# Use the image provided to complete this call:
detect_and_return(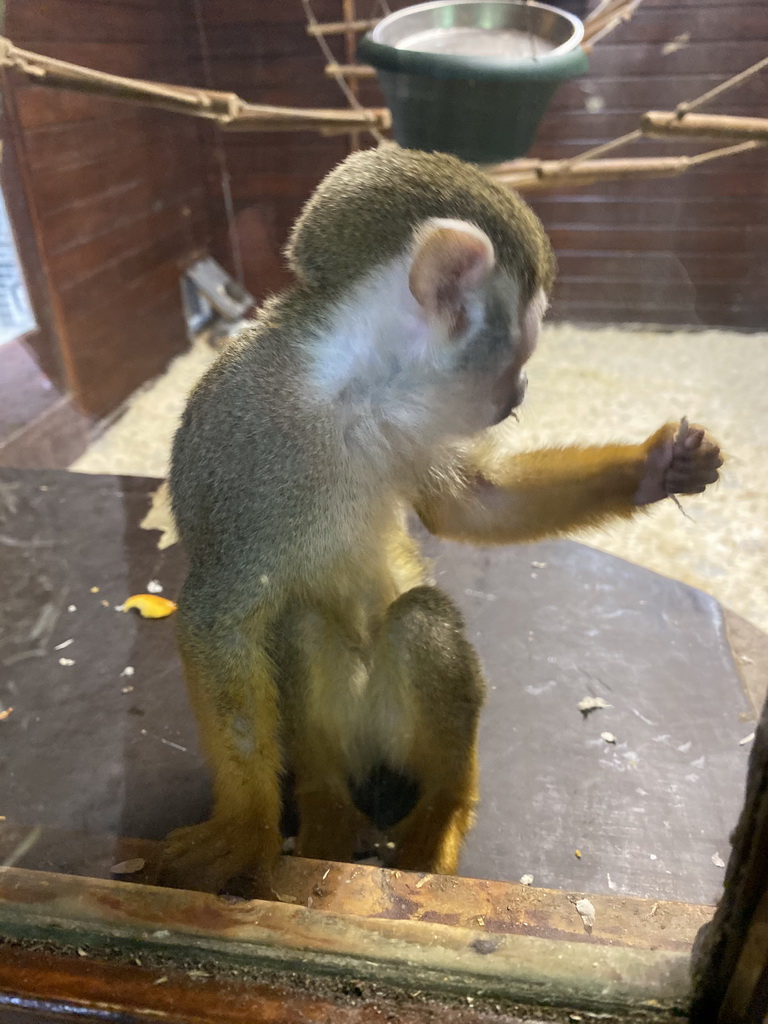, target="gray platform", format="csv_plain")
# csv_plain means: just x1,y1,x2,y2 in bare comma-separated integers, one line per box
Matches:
0,469,752,905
